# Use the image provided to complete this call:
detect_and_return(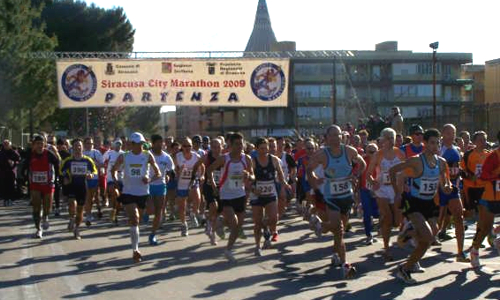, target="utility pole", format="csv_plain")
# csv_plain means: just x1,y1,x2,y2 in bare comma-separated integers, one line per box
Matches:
429,42,439,127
